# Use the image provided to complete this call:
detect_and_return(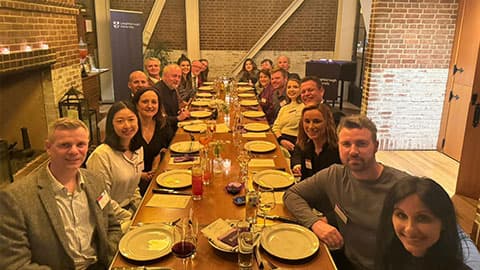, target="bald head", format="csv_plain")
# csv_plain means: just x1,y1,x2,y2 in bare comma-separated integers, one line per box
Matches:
128,70,149,94
277,55,290,71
